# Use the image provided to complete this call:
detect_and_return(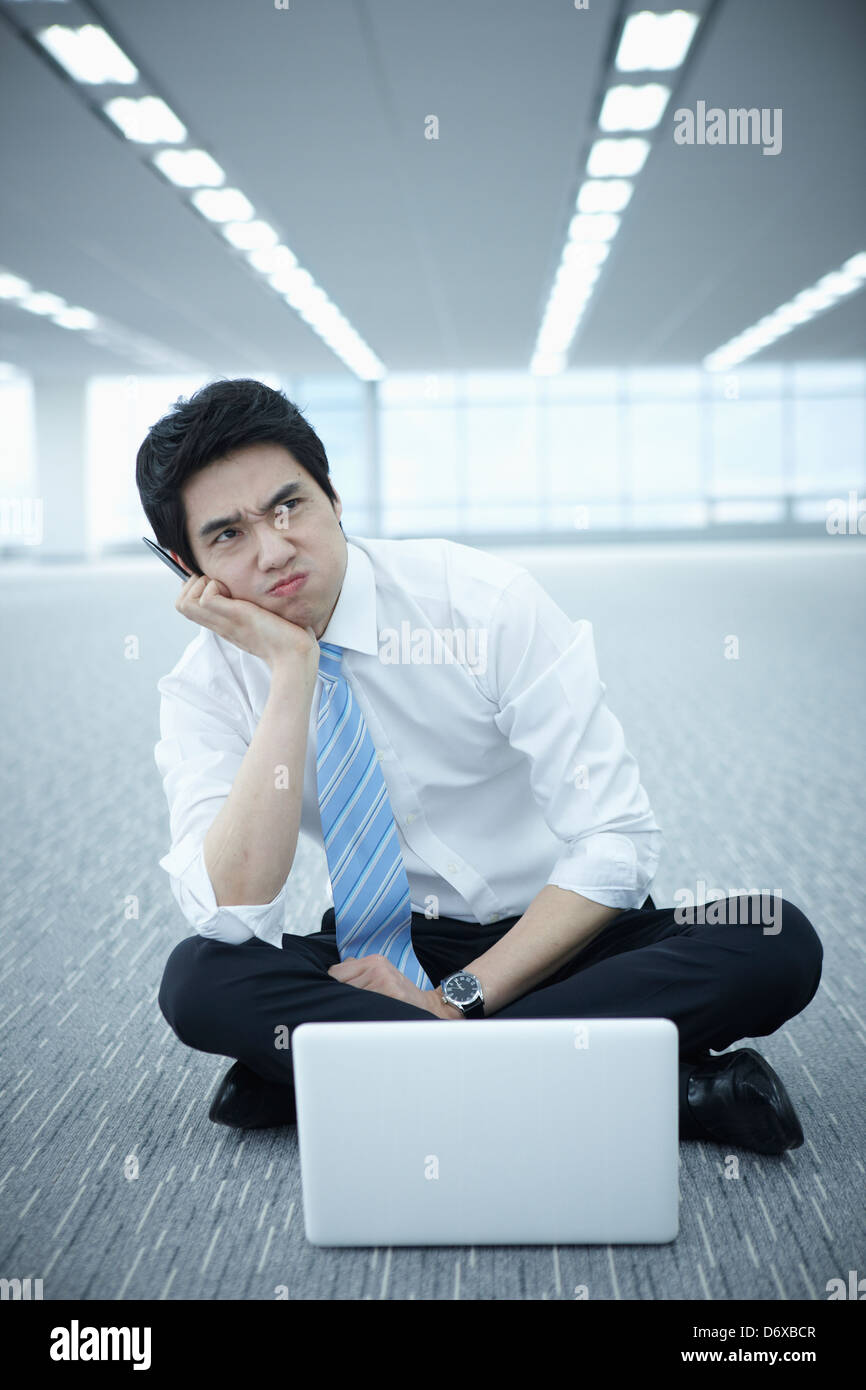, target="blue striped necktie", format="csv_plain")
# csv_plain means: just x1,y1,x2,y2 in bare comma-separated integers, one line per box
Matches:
315,641,433,991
